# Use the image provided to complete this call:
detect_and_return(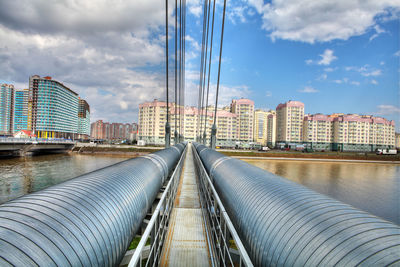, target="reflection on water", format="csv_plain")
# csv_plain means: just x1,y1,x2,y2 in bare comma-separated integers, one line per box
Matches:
243,159,400,225
0,153,127,203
